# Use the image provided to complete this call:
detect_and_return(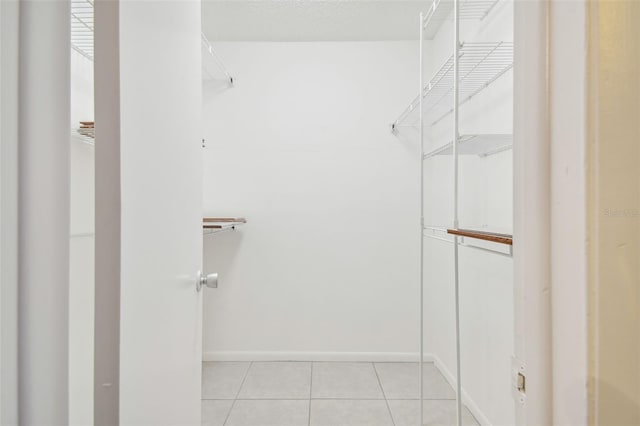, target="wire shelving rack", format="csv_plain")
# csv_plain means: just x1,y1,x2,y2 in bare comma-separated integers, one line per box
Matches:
423,133,512,158
422,0,500,39
72,129,95,147
70,1,234,87
408,2,515,424
392,41,513,131
71,0,94,61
